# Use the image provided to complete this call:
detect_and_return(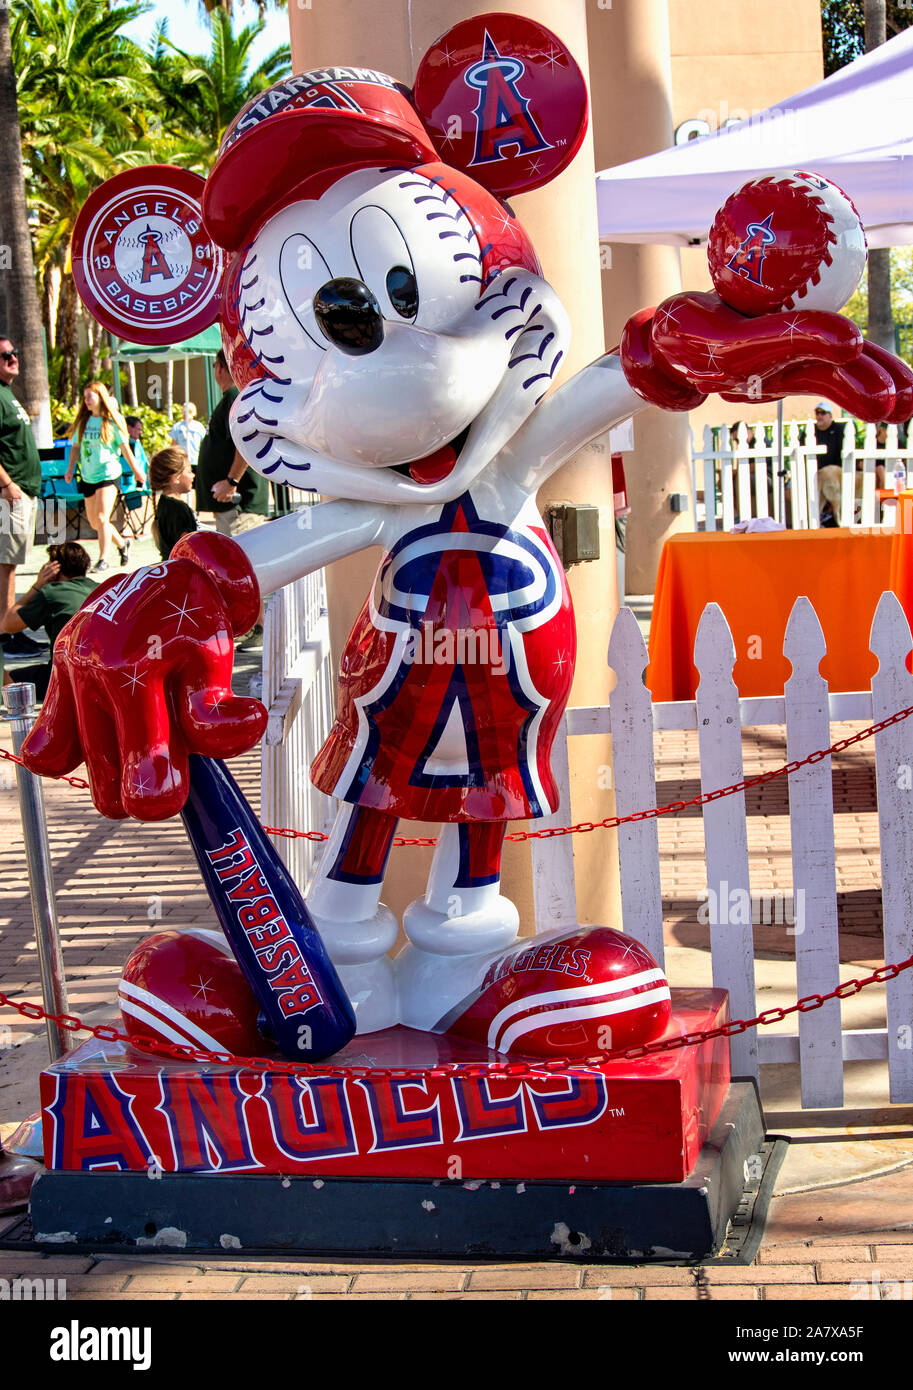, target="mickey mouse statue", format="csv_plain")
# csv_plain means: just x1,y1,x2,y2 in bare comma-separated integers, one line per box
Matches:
23,15,912,1054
